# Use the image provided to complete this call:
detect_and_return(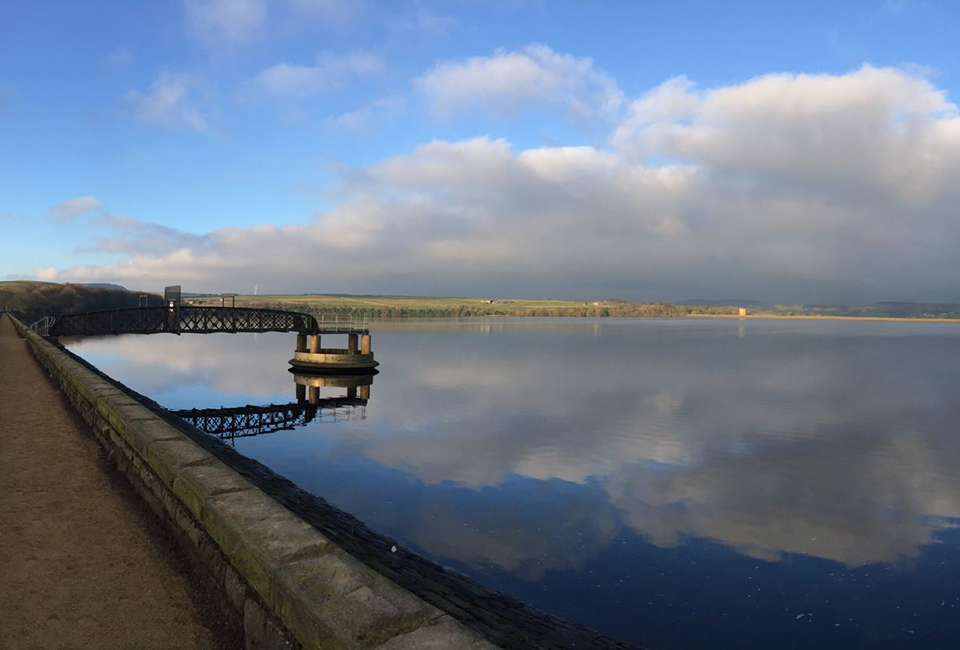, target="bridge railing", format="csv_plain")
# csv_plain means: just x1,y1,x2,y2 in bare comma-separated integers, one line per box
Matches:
317,314,369,333
29,316,57,336
173,397,367,439
43,305,377,338
177,306,318,334
50,307,170,337
47,306,321,337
